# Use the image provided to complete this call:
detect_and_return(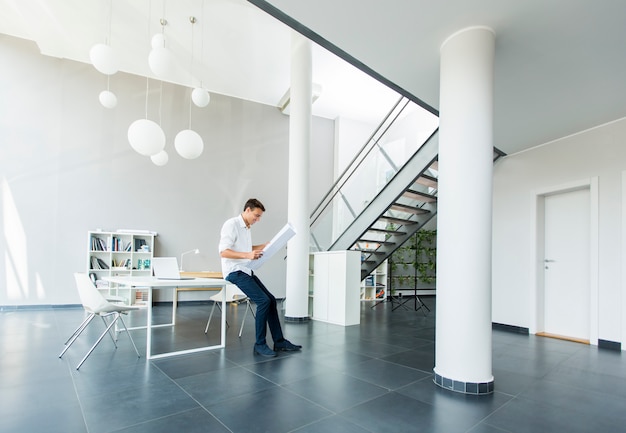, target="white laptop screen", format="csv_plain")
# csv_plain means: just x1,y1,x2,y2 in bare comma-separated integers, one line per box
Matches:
152,257,194,280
